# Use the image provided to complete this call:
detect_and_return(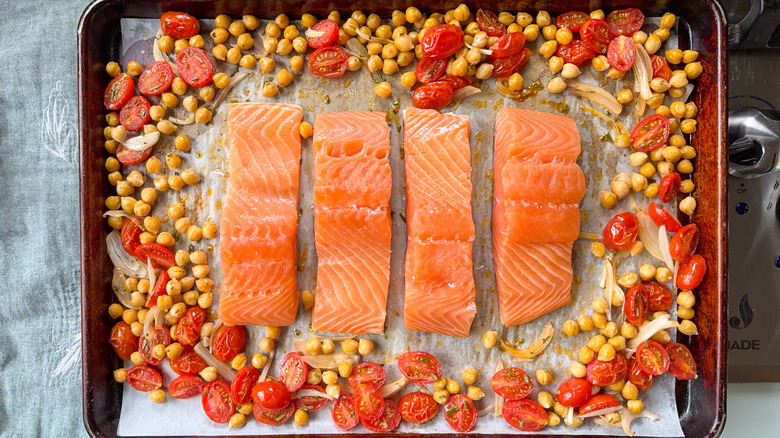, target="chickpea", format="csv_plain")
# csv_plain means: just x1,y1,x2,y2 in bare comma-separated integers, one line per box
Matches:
305,338,322,355
555,27,574,45
130,351,146,366
570,361,587,378
301,290,315,310
126,61,143,76
536,10,551,26
577,314,594,331
341,339,358,354
650,77,671,93
547,77,566,94
539,40,558,59
639,162,657,178
433,389,449,405
608,335,627,351
561,63,581,79
358,338,374,355
592,312,607,329
105,61,121,77
374,82,392,98
283,25,299,41
563,320,580,337
465,386,484,401
591,241,606,257
196,278,213,293
276,69,294,88
670,71,689,88
523,24,539,42
683,50,699,64
482,330,498,348
536,369,553,385
475,63,494,80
